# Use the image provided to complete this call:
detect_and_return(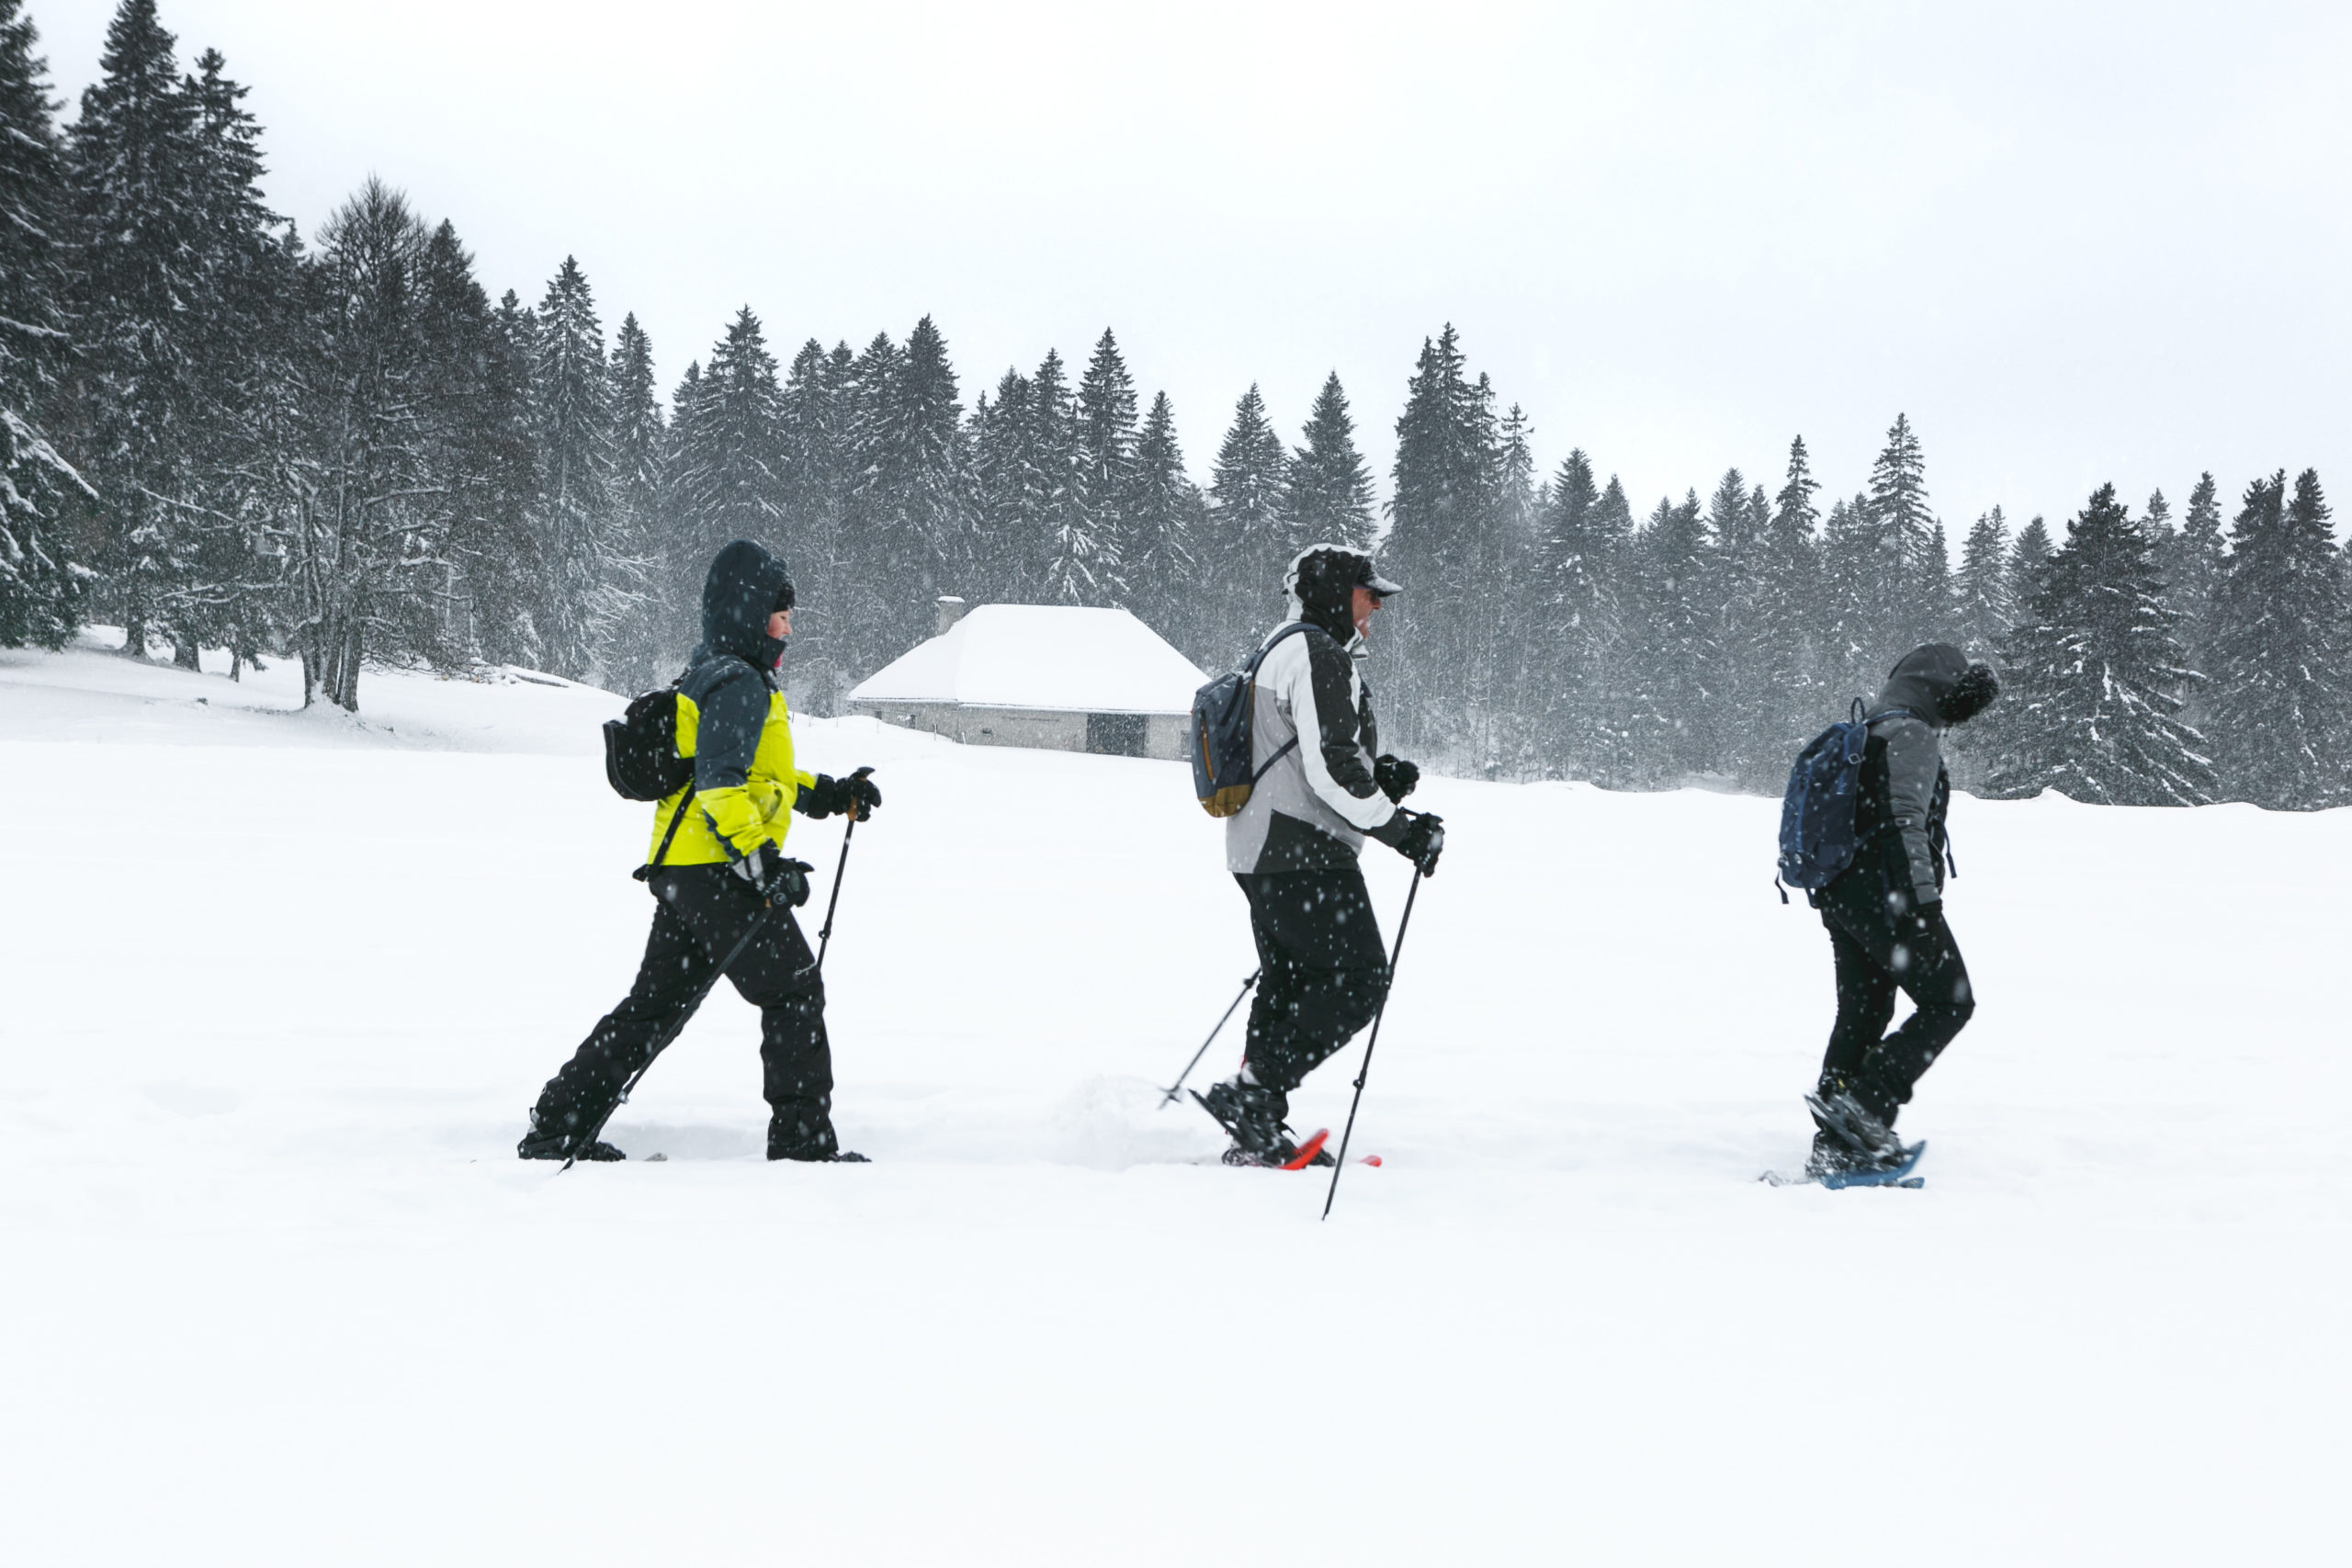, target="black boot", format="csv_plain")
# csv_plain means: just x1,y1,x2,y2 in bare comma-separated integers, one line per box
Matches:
517,1107,624,1162
766,1105,863,1162
1805,1087,1902,1164
1193,1077,1306,1163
